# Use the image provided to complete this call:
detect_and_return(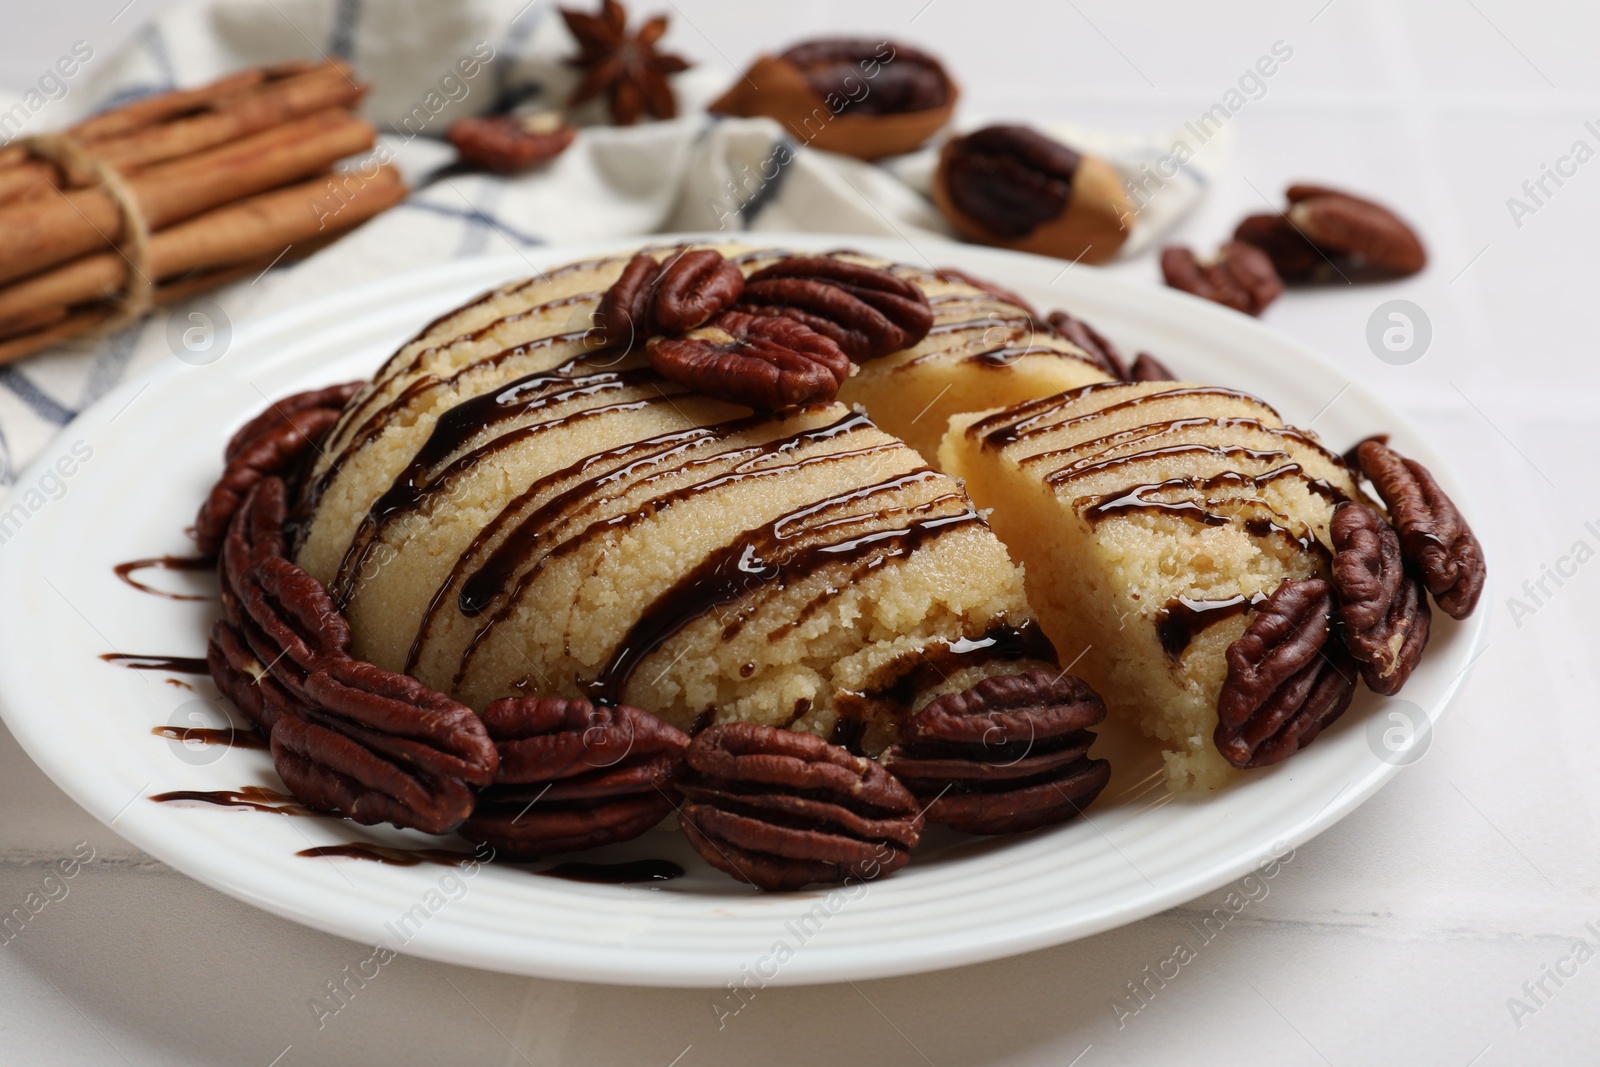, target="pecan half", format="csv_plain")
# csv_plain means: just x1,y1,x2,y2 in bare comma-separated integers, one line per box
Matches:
1161,242,1283,316
1046,309,1127,379
740,256,933,361
1129,352,1177,382
236,556,350,702
1215,579,1359,769
207,618,309,734
1232,212,1325,281
678,723,923,891
651,249,746,332
883,671,1111,835
219,476,288,627
448,112,576,174
648,310,852,410
935,266,1036,315
1286,184,1426,276
1355,440,1485,619
1331,502,1431,695
593,252,662,351
271,659,498,835
942,125,1081,238
780,39,951,115
195,382,360,557
458,697,688,858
